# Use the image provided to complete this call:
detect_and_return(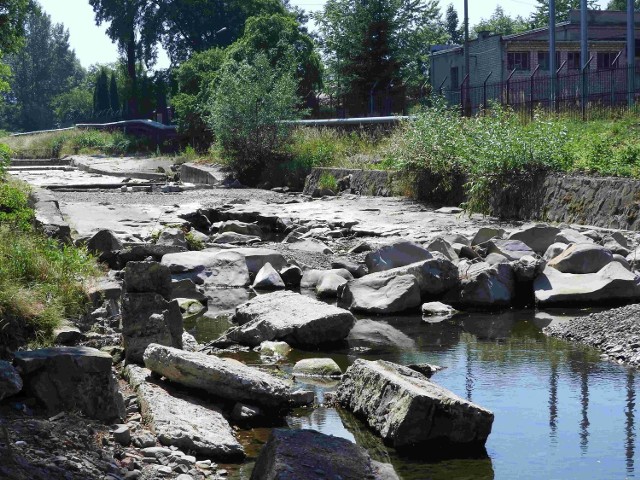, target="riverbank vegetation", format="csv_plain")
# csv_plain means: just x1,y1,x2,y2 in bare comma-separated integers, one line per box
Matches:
0,146,99,351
